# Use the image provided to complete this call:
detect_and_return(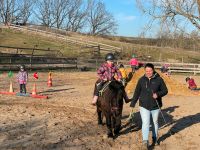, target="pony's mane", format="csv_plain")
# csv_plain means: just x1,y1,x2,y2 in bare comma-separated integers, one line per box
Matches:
109,80,124,92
